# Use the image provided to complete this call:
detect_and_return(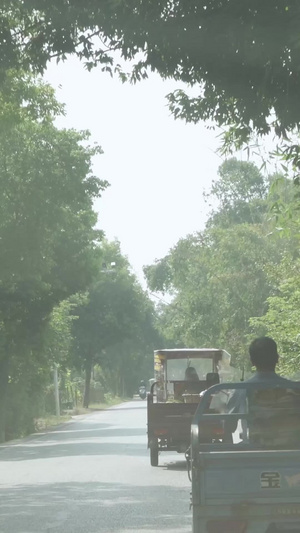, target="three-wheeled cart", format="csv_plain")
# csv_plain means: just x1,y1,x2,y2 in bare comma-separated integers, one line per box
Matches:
190,381,300,532
147,348,232,466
